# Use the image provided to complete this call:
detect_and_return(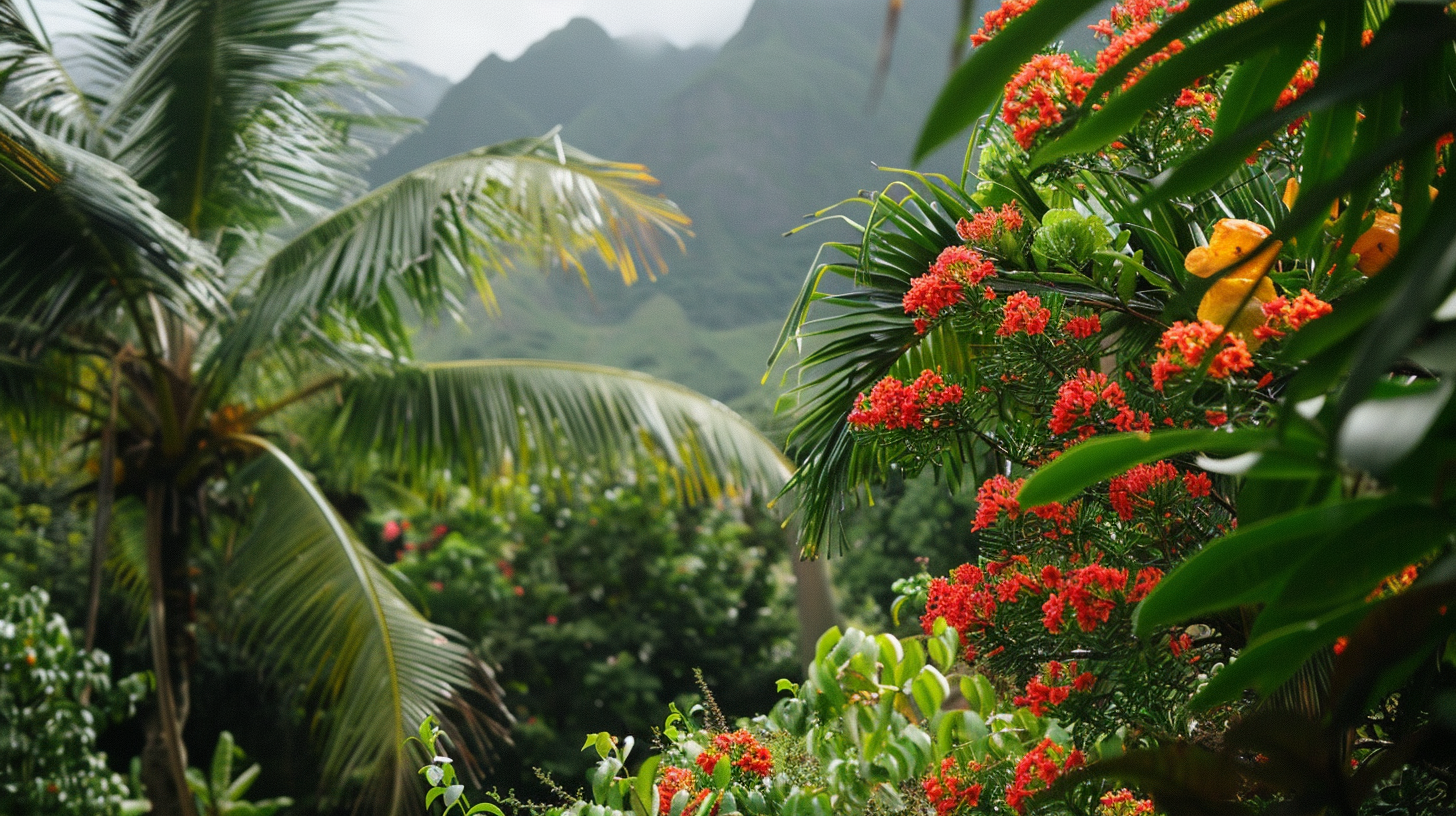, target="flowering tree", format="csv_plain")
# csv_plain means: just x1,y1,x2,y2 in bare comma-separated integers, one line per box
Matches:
418,1,1456,814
